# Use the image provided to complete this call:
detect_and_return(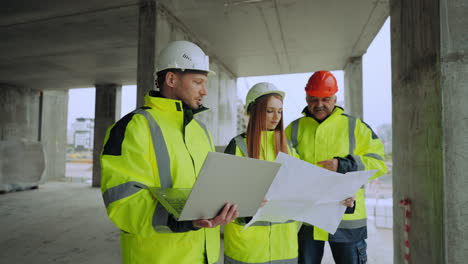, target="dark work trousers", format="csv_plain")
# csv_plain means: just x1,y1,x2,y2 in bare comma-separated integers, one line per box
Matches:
298,225,367,264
